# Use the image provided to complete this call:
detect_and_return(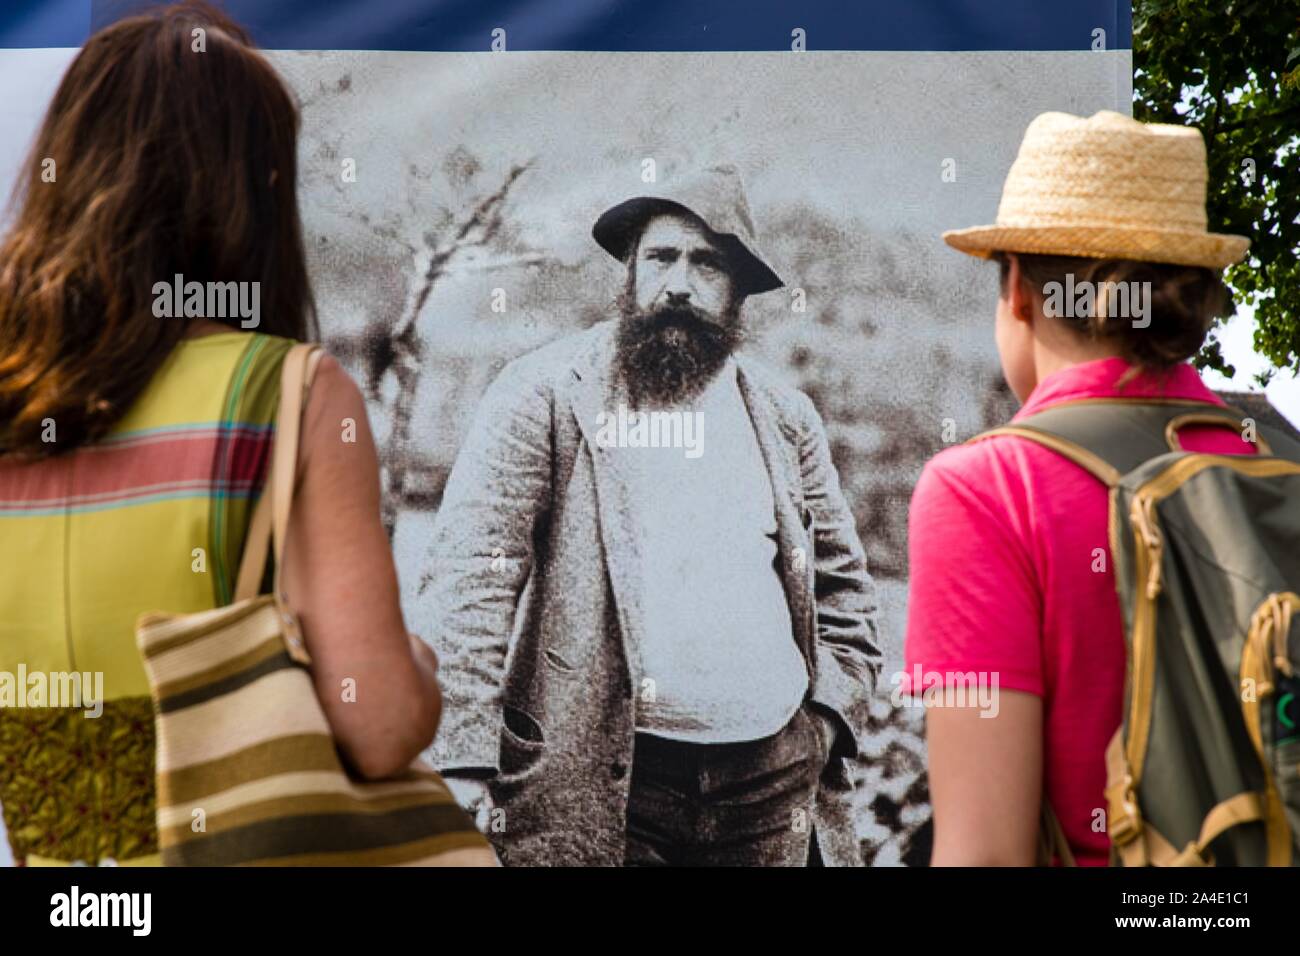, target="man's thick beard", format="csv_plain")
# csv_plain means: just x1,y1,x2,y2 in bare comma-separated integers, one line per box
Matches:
616,303,742,408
